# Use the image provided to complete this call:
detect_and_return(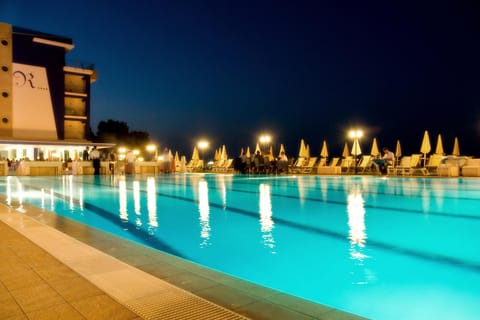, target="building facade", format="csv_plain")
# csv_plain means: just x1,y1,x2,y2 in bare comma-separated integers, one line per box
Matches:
0,22,105,163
